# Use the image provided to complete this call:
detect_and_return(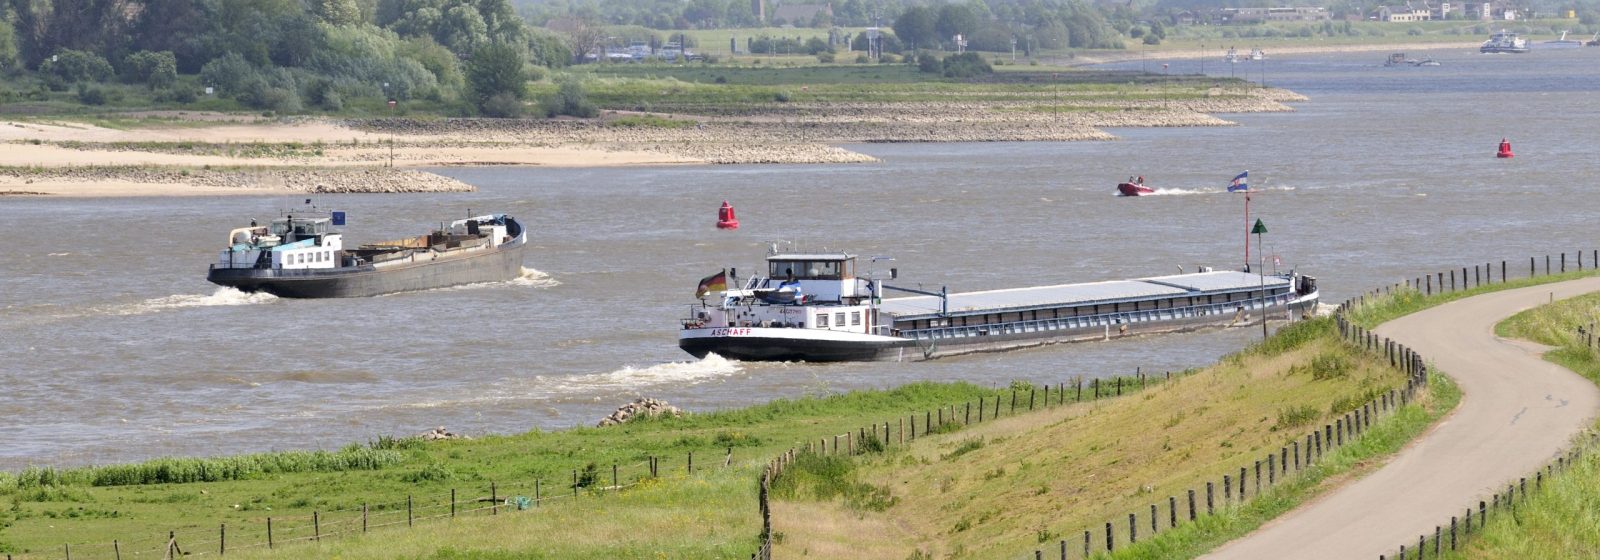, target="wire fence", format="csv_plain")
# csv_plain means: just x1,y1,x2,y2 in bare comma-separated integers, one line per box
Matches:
753,367,1206,560
5,445,750,560
1352,252,1600,560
